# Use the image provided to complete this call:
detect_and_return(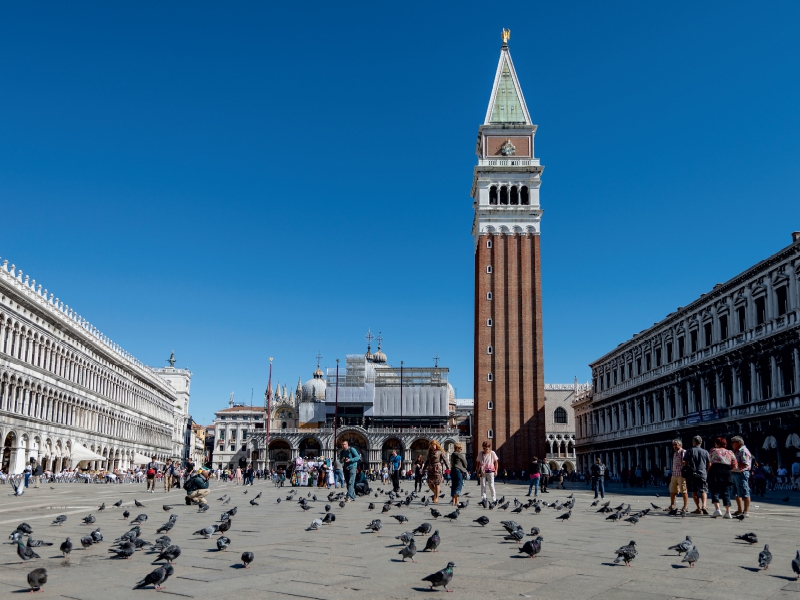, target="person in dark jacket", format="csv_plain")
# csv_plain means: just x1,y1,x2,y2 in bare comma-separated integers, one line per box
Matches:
526,457,542,497
590,458,606,499
450,443,468,506
184,468,211,505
